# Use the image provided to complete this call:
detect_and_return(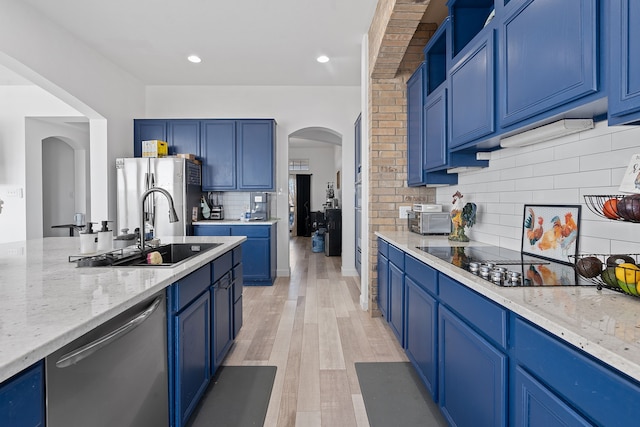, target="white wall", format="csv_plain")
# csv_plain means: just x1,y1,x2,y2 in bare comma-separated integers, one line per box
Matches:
25,118,90,240
290,144,340,211
0,0,145,239
0,86,83,242
435,121,640,255
145,85,361,277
